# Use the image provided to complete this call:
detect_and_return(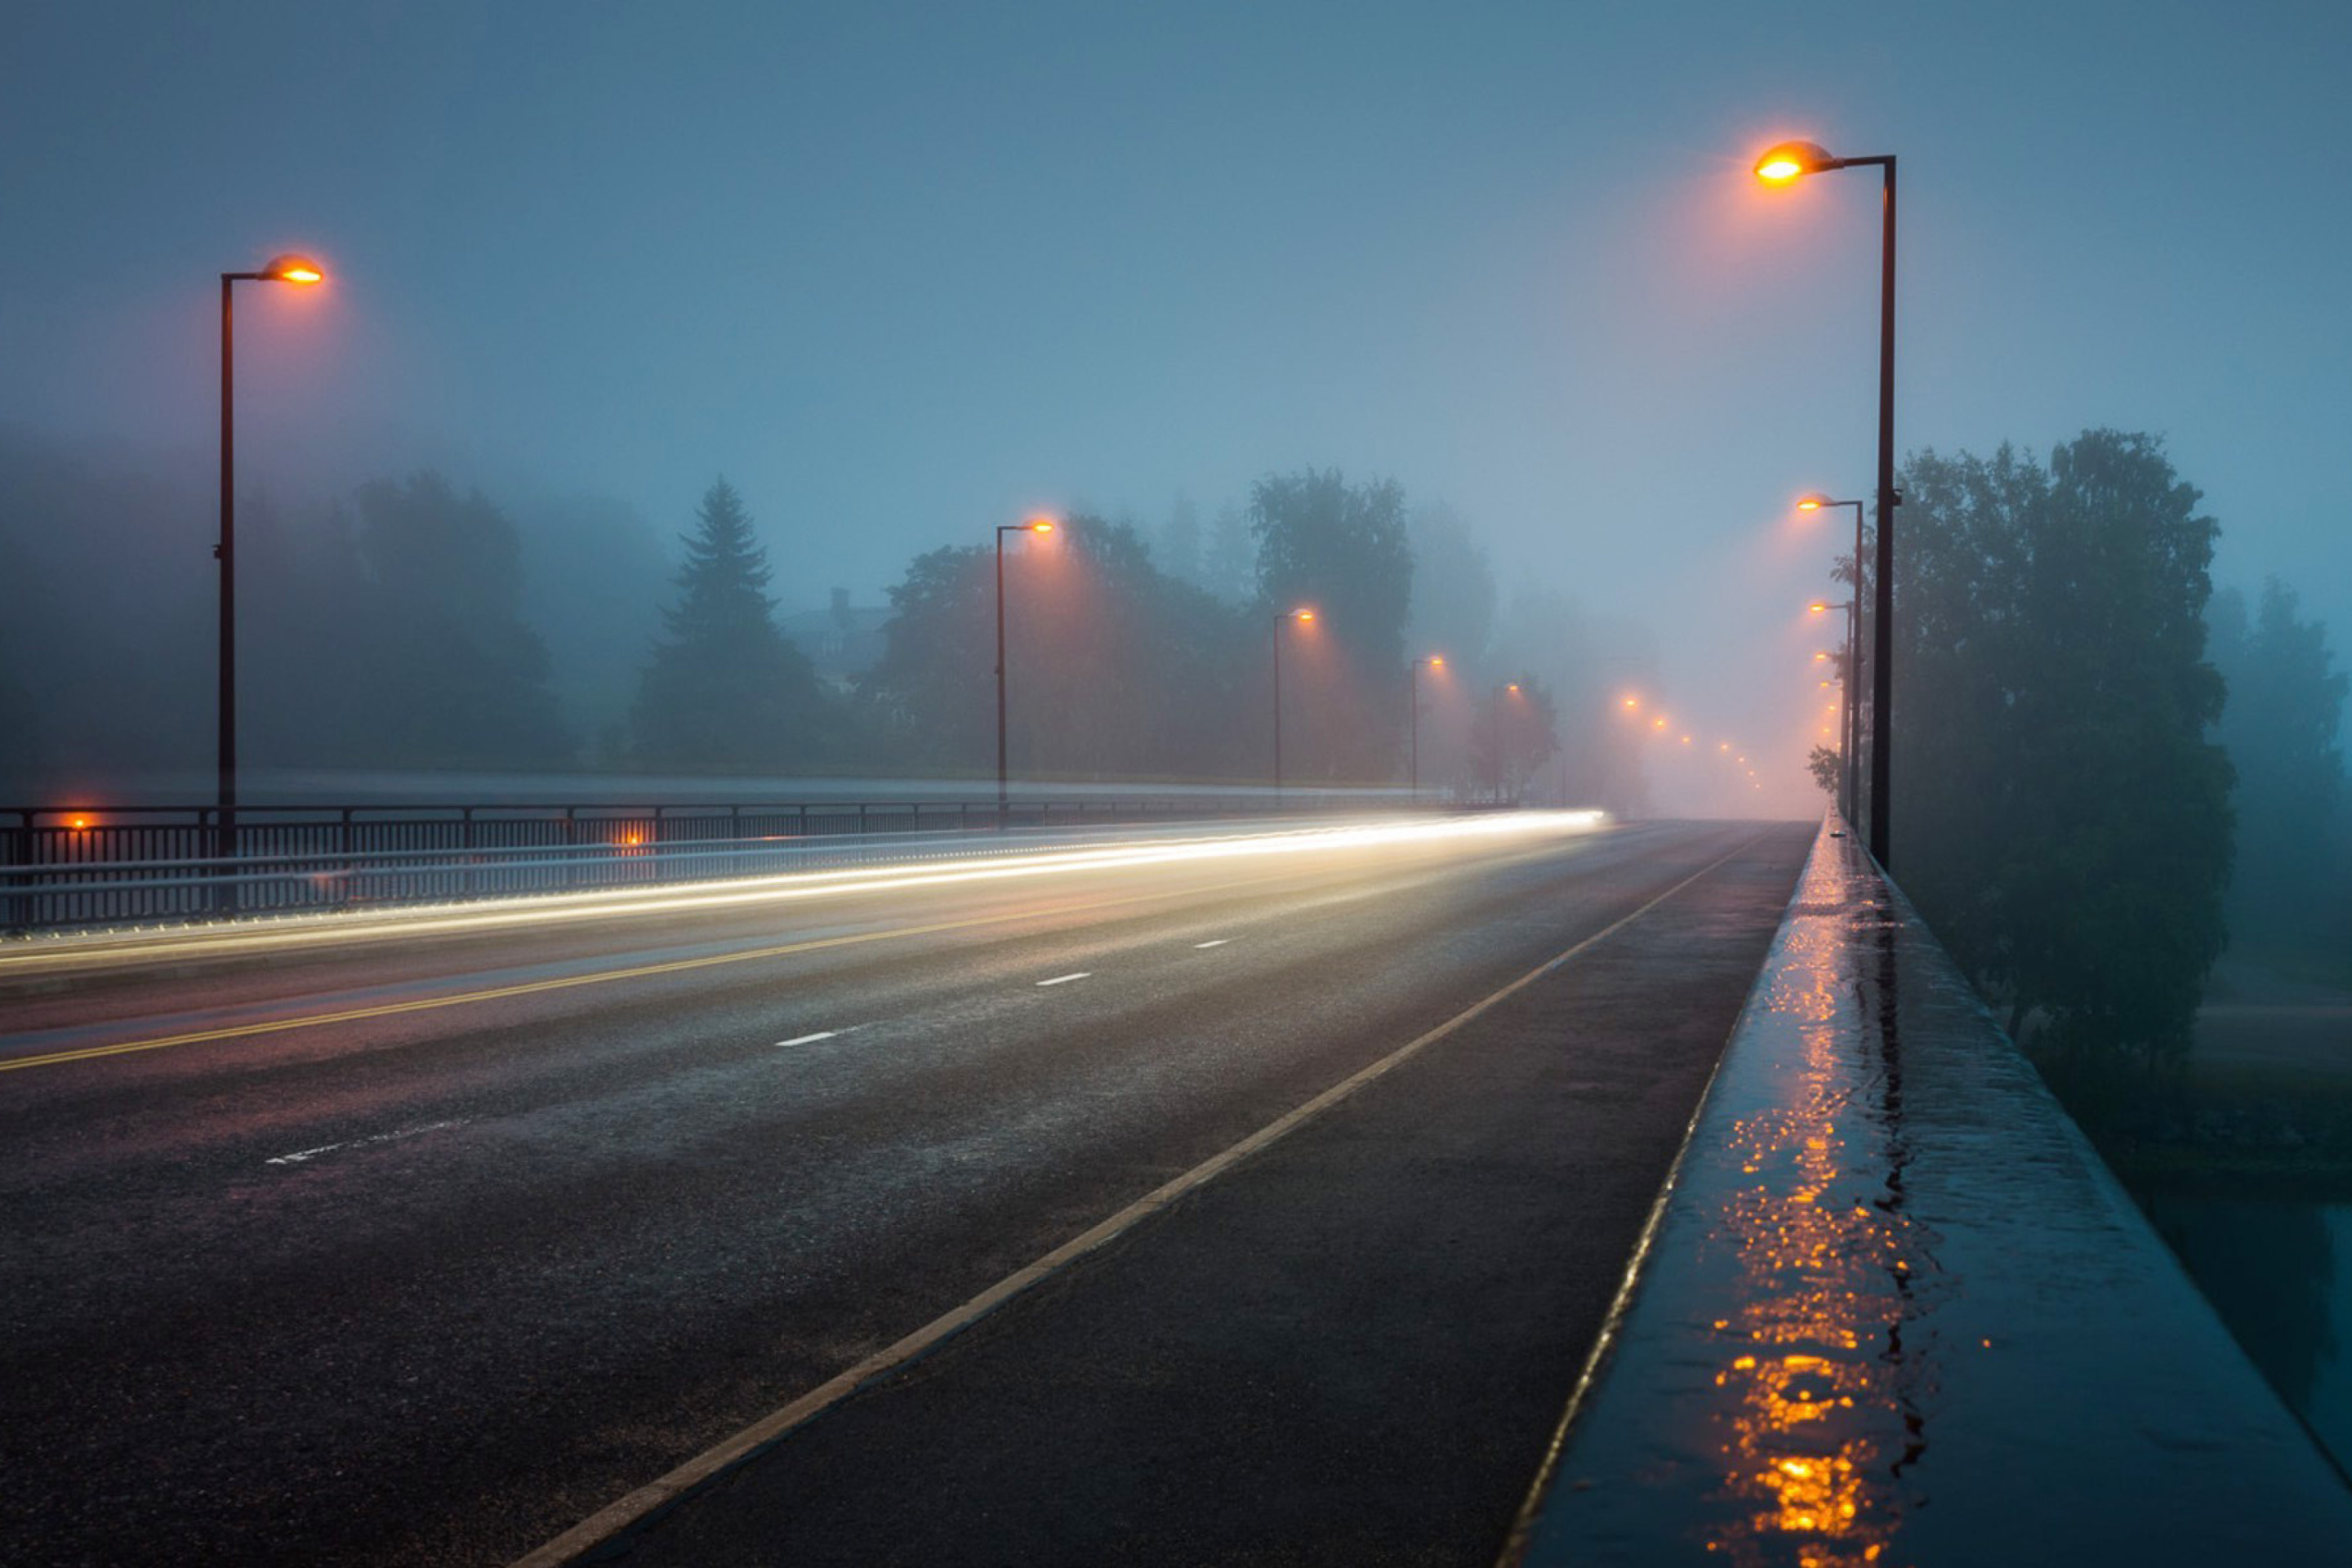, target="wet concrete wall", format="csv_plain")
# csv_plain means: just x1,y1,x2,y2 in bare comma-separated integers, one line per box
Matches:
1507,817,2352,1565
